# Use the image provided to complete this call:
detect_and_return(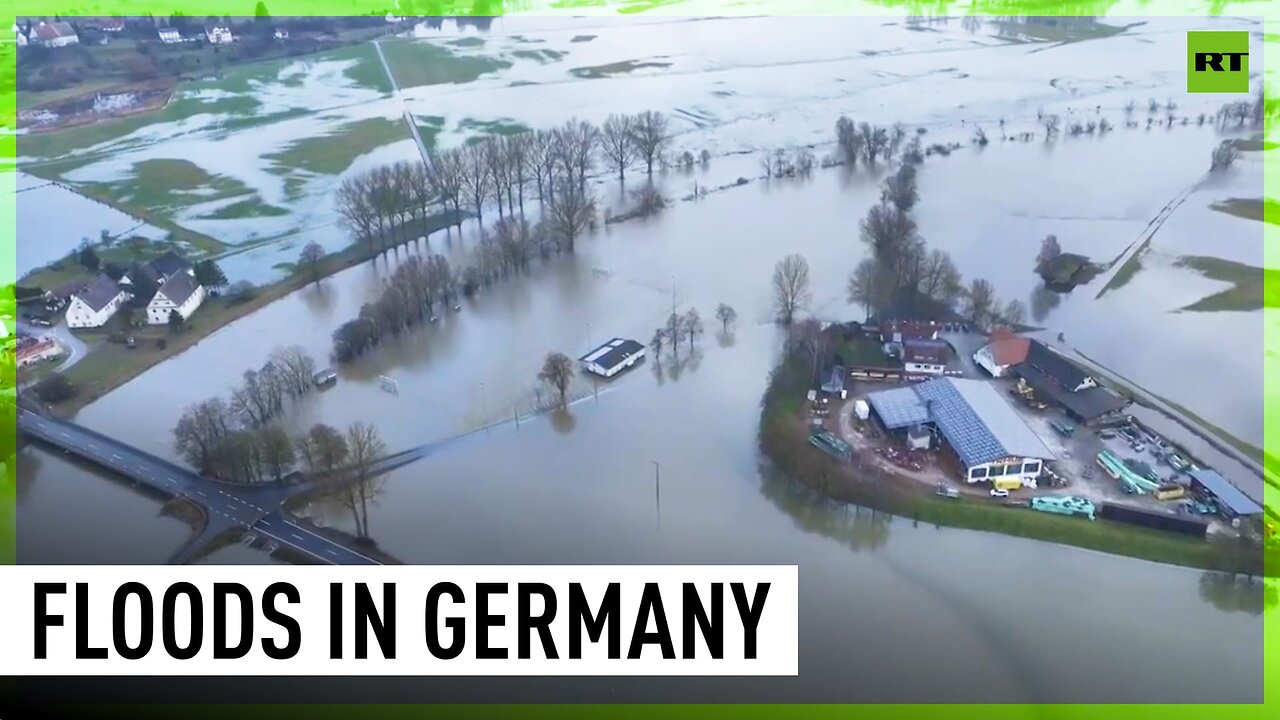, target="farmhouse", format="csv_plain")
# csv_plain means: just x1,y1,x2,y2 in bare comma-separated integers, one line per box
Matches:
15,337,63,368
205,25,235,44
32,21,79,48
880,319,939,344
1011,340,1127,424
902,339,948,376
974,327,1030,378
579,338,645,378
146,271,206,325
867,377,1054,488
65,275,126,329
157,27,182,44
